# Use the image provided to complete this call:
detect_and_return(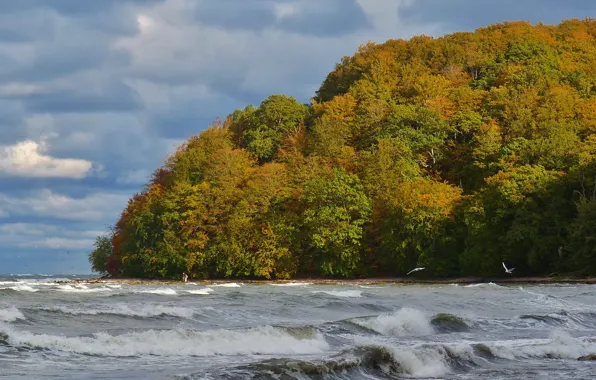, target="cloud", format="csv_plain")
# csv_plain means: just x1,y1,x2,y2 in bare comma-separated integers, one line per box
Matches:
116,168,151,185
0,189,129,221
0,139,94,178
194,0,371,37
0,0,592,275
0,223,99,250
